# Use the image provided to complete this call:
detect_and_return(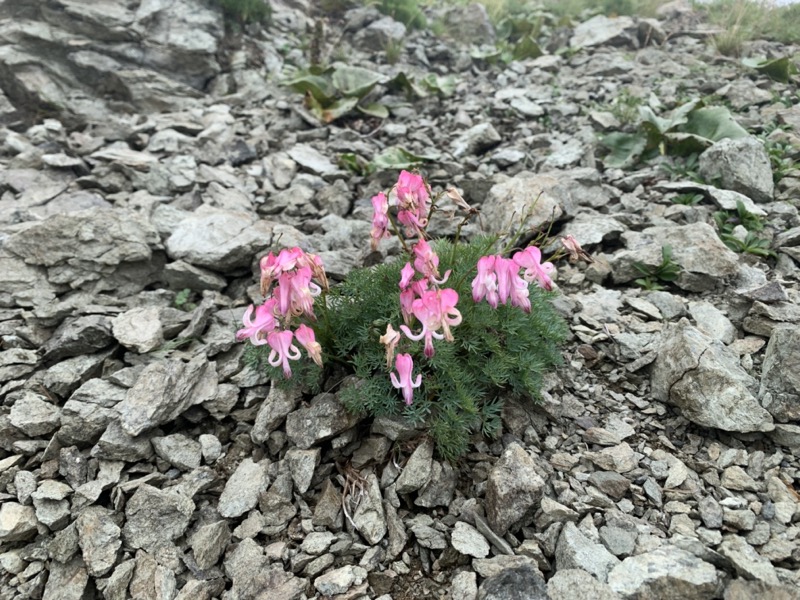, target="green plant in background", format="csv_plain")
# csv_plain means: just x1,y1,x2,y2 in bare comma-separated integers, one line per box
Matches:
742,56,798,84
372,0,427,29
600,99,750,168
659,153,704,183
670,193,704,206
174,288,197,312
713,200,775,258
384,38,404,65
633,245,680,290
239,172,568,460
213,0,271,26
609,88,645,126
699,0,800,51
